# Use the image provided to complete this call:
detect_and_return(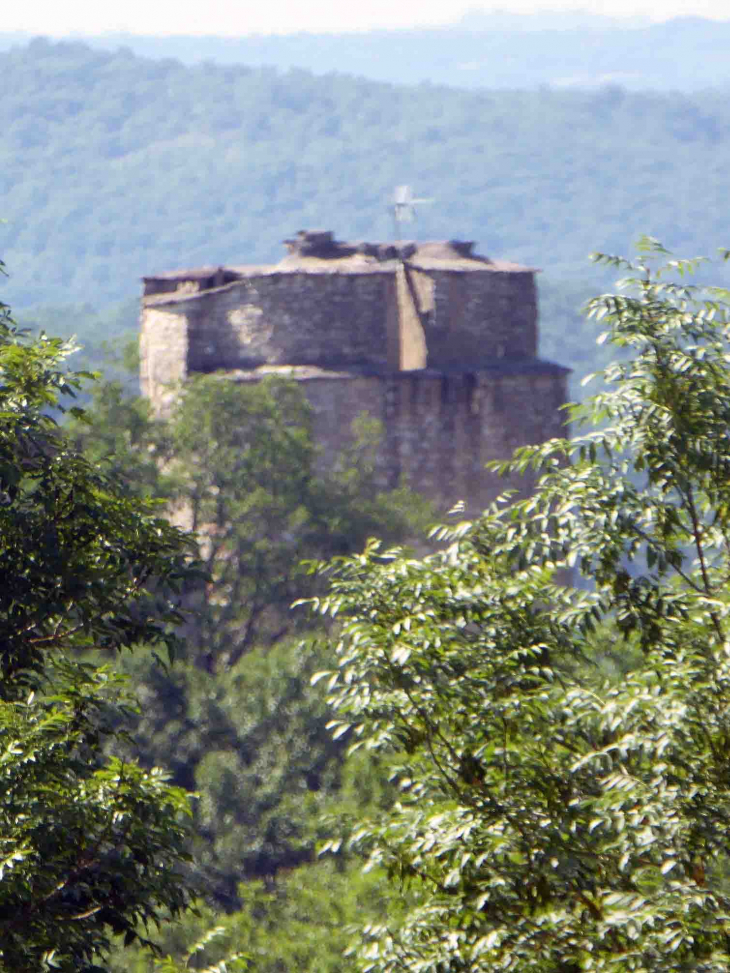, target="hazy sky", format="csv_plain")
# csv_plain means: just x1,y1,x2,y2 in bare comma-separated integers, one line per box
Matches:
5,0,729,36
